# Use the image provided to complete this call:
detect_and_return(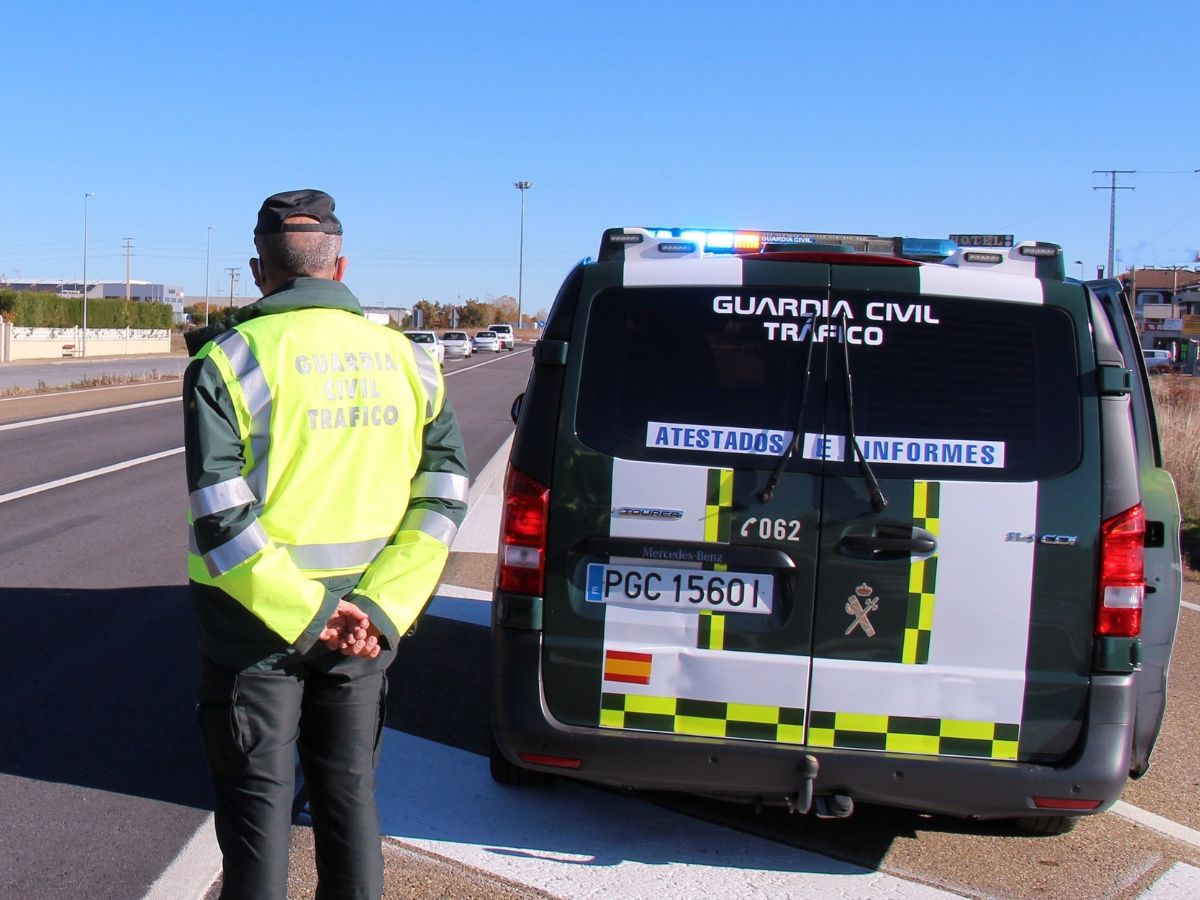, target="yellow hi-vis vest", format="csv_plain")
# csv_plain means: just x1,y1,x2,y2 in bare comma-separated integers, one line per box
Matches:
187,306,454,648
